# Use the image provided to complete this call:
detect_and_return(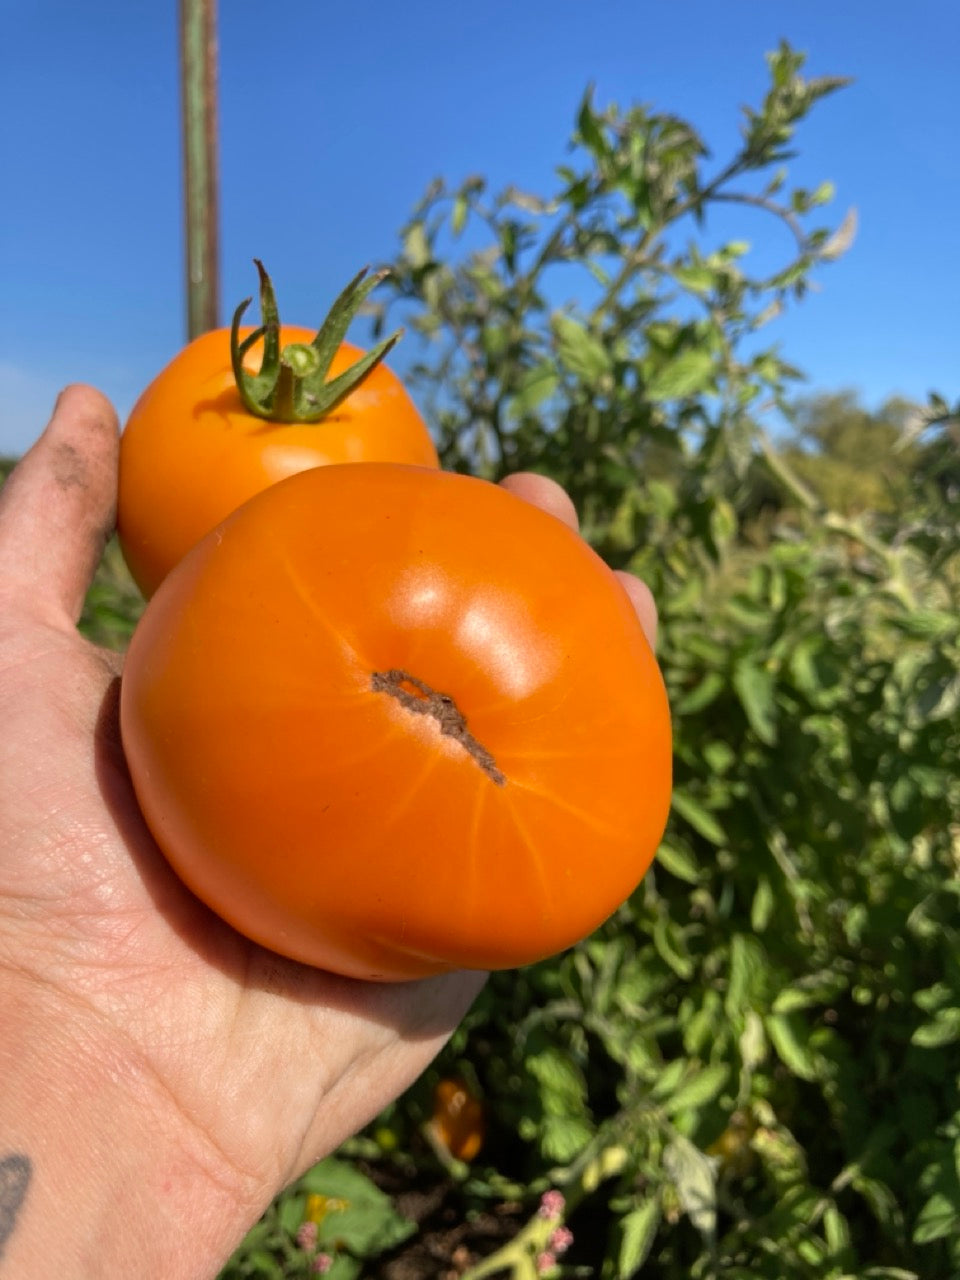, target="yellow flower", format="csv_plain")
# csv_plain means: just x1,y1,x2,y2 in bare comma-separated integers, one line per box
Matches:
304,1193,350,1225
